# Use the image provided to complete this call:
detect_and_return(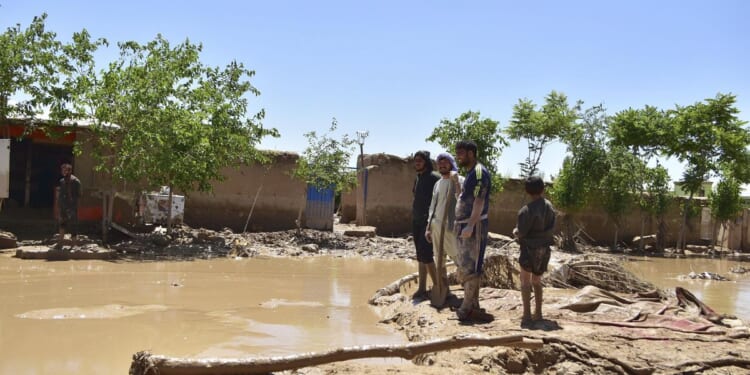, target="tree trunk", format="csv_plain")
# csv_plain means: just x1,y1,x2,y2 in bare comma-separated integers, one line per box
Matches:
130,334,542,375
612,224,619,252
677,193,693,253
639,211,646,252
166,186,173,235
656,216,667,251
561,214,577,252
